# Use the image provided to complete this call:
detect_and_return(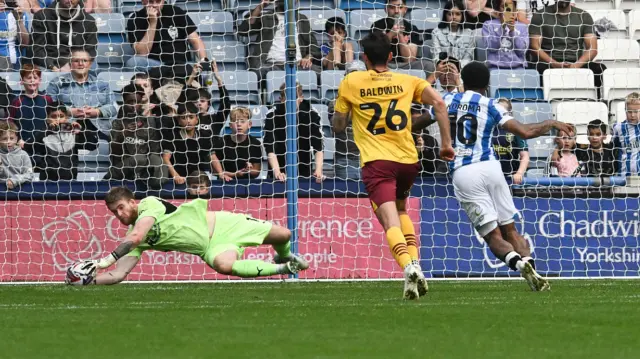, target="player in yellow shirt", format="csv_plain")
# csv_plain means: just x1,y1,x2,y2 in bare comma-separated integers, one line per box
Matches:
332,32,454,300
